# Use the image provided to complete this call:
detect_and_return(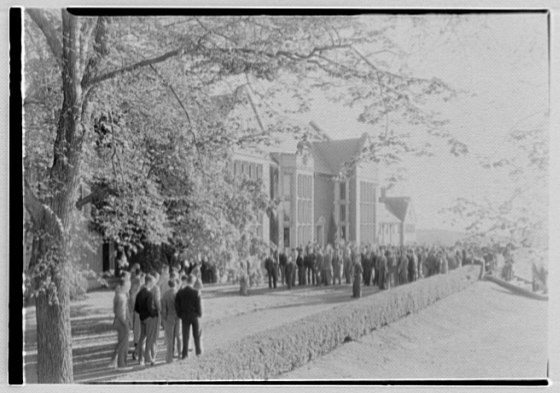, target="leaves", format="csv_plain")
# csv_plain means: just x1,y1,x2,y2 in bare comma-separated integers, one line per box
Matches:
25,12,478,275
